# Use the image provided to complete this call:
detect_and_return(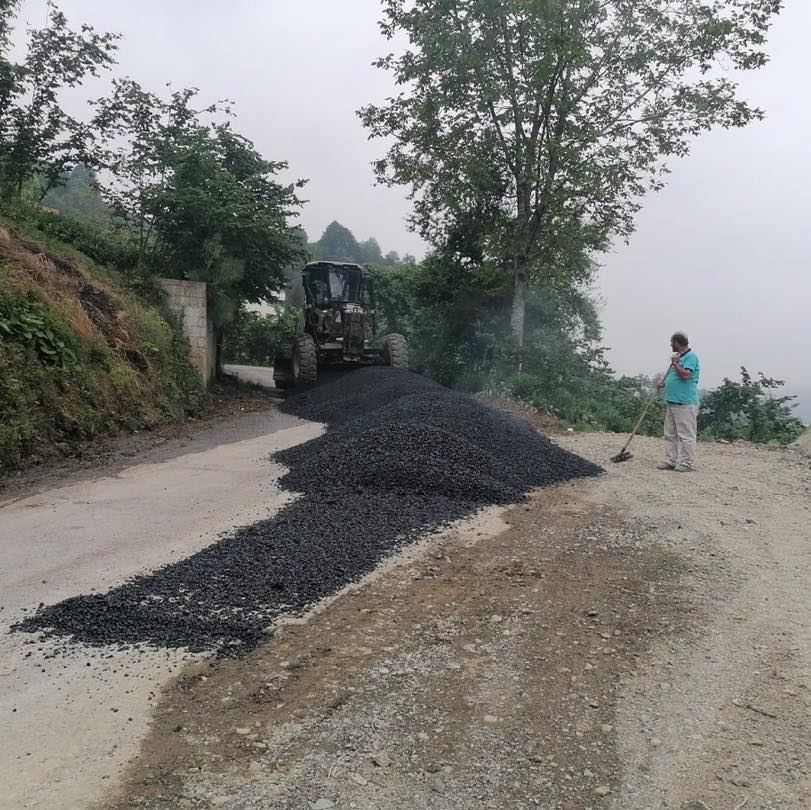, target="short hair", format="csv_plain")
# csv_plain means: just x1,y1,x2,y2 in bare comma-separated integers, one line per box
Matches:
671,332,689,347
